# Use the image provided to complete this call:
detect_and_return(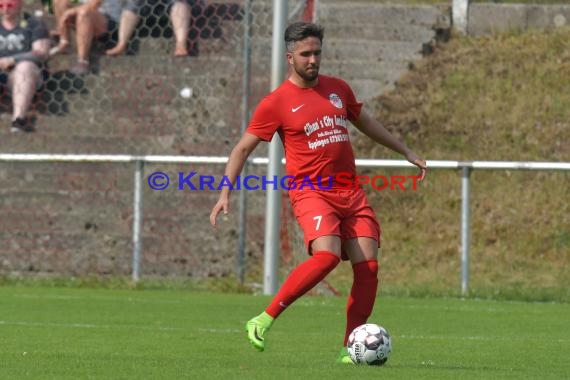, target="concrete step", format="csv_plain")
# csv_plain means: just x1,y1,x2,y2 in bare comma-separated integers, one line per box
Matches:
48,52,238,77
323,39,423,63
0,132,159,154
8,53,244,152
322,58,410,79
1,1,448,146
135,35,243,57
247,36,419,99
314,3,450,99
0,127,235,154
248,37,421,63
319,3,450,32
321,22,438,43
333,77,400,103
